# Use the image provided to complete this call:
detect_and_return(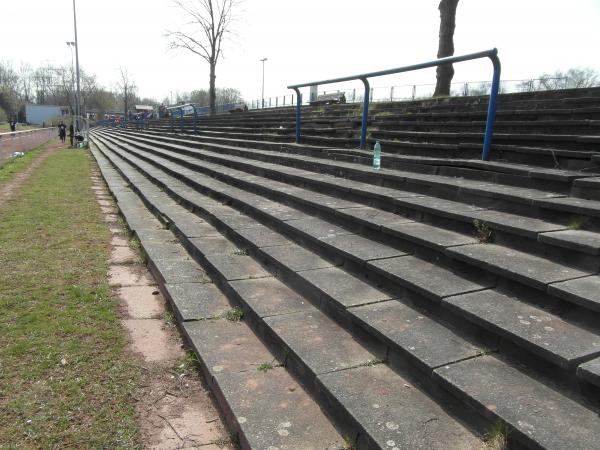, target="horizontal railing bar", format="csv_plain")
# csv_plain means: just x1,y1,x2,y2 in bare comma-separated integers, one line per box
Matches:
288,49,497,89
